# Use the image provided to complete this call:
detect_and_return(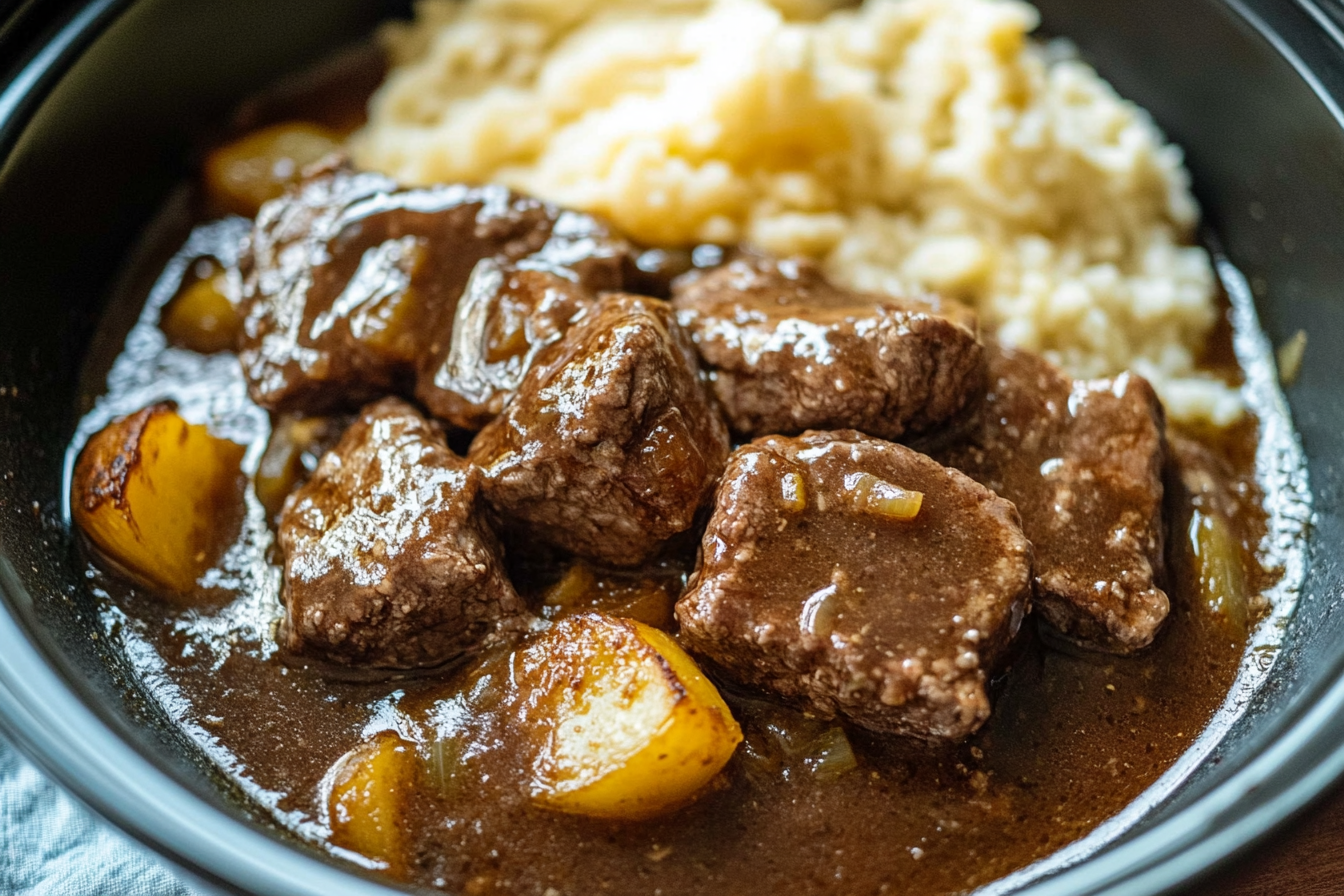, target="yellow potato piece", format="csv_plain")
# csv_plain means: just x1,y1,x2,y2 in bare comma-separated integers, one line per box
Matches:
326,732,415,870
519,613,742,821
203,121,342,217
159,262,240,354
71,403,245,596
